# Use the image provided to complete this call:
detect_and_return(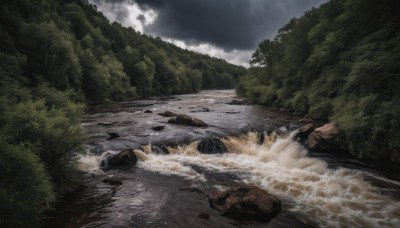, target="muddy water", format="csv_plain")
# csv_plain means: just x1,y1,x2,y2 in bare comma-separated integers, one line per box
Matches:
44,90,400,228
